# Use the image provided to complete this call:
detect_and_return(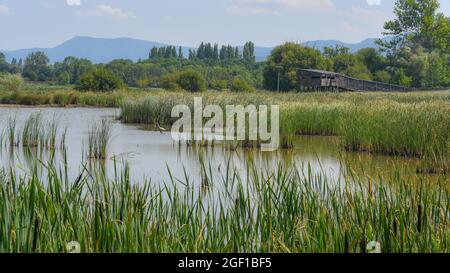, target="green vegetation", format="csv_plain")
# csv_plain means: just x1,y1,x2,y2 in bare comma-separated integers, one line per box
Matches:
0,0,448,255
54,56,93,85
0,84,125,107
77,68,125,92
1,83,447,173
22,52,52,81
376,0,450,87
121,90,450,173
264,43,327,91
5,116,17,147
0,41,262,93
0,73,24,92
339,102,449,173
1,112,66,149
87,119,112,160
120,91,270,126
230,76,255,92
0,156,448,253
175,69,207,92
